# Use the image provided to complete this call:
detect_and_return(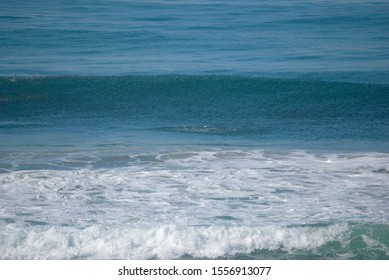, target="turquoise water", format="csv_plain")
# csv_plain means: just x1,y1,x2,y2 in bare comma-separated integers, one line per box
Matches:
1,0,388,76
0,0,388,260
